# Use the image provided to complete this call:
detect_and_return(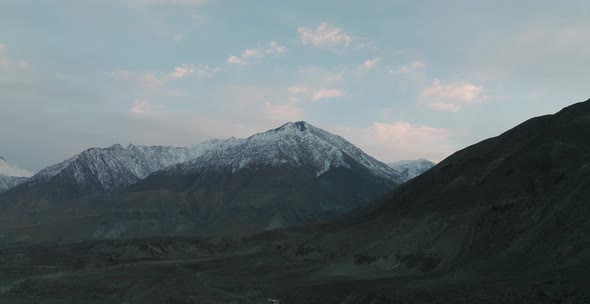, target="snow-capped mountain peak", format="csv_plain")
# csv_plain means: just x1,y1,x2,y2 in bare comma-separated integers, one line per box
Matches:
12,121,404,196
174,121,403,182
26,141,235,192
